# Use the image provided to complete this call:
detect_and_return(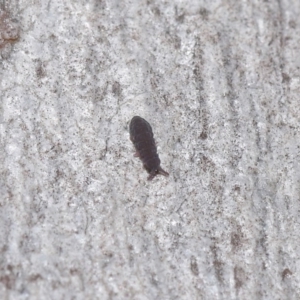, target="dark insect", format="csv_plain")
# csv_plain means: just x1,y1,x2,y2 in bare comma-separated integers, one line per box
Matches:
129,116,169,181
